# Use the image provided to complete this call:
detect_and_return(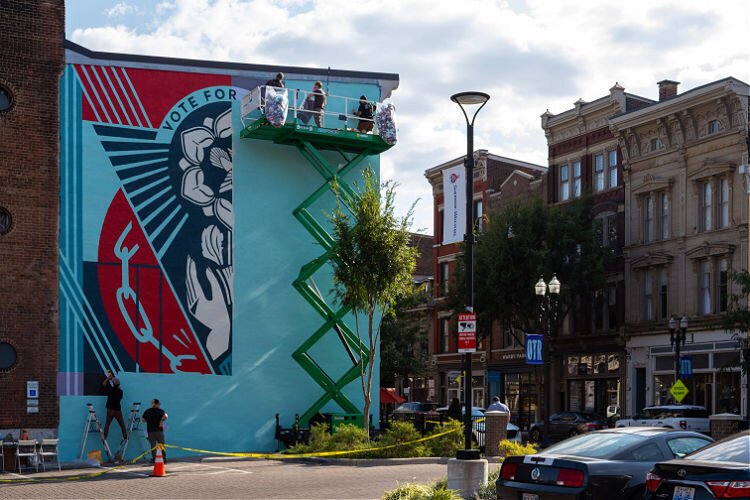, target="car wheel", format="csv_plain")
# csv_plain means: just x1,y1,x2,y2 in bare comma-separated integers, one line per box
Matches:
569,429,578,437
530,428,541,443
